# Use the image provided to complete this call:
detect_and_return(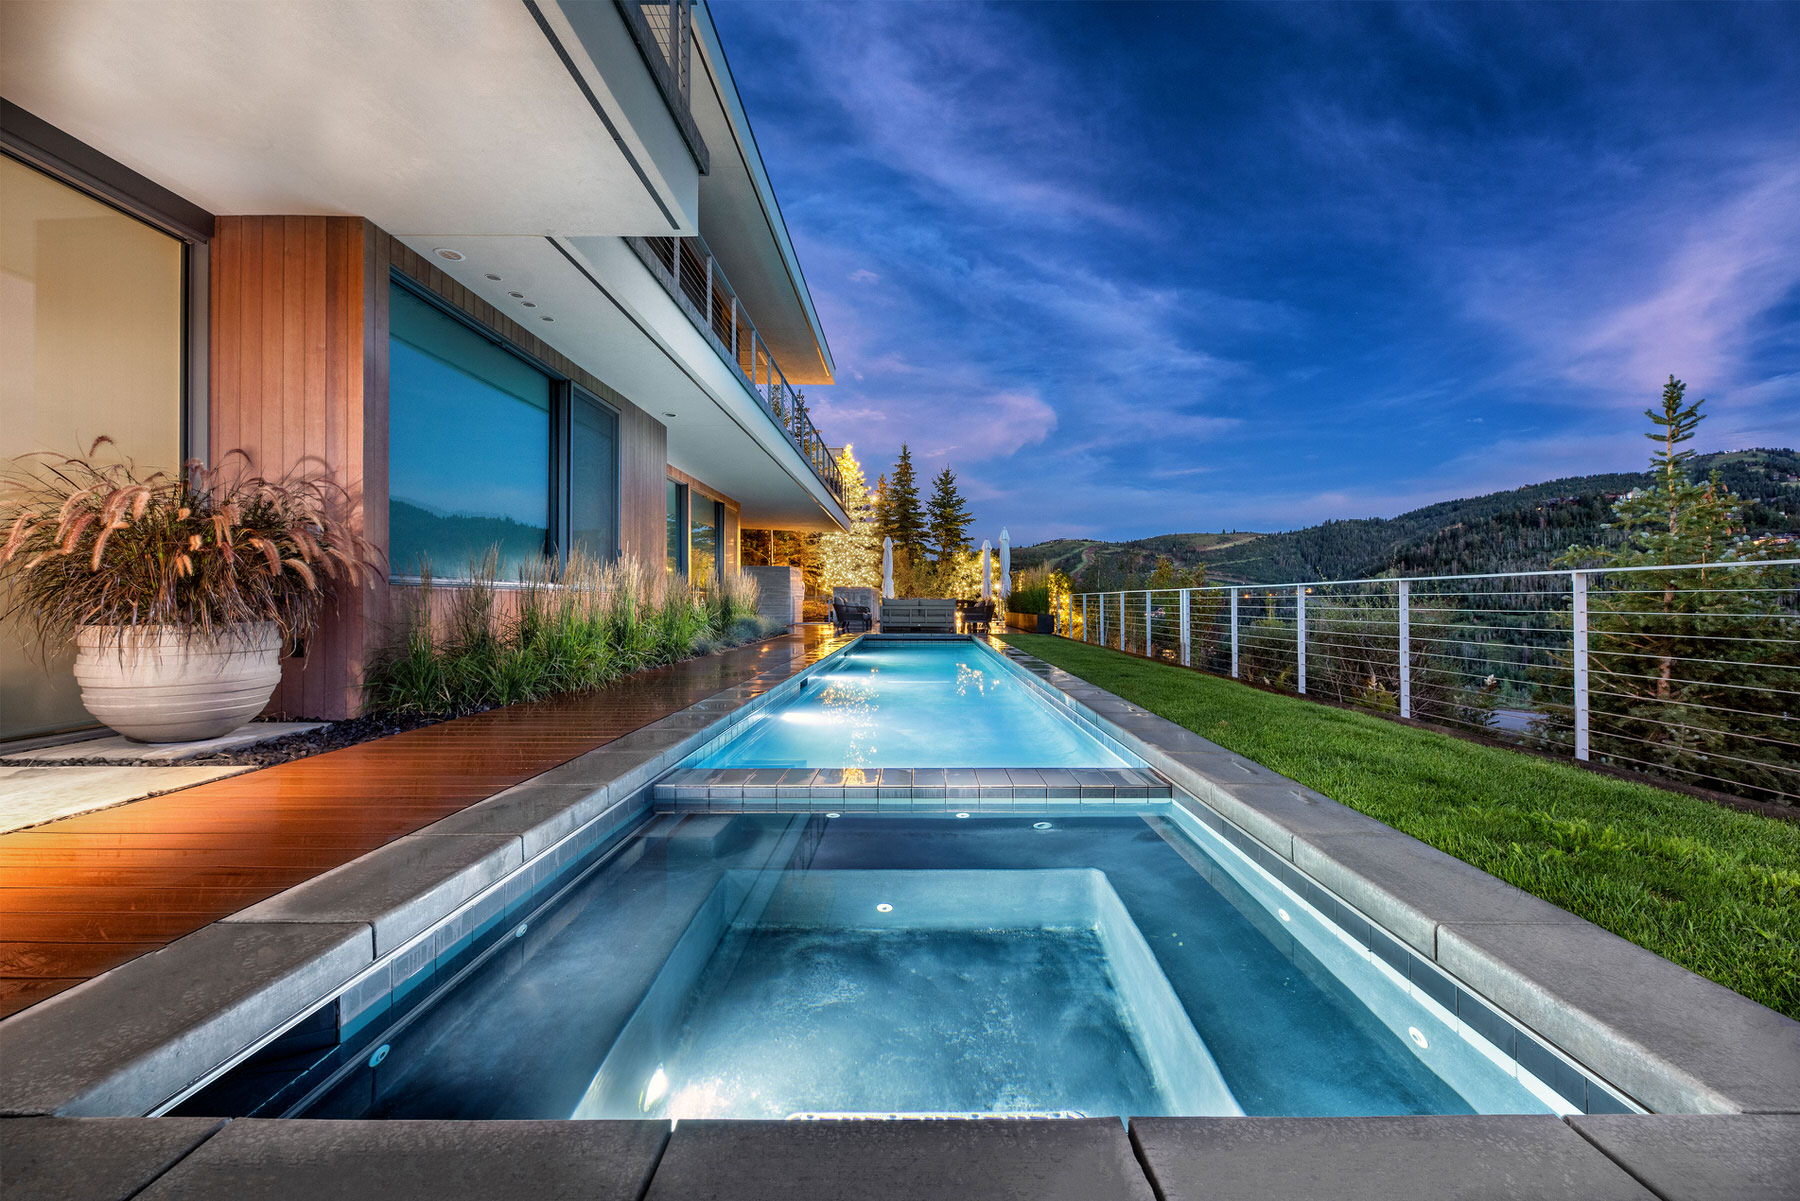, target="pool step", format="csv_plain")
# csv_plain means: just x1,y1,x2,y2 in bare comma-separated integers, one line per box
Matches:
652,766,1173,807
